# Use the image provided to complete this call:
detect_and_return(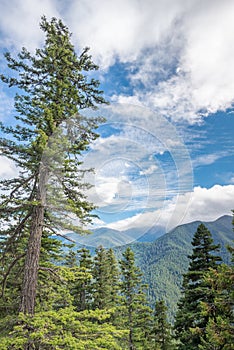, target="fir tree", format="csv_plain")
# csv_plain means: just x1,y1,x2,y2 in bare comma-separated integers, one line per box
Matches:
0,16,106,315
174,223,222,349
199,264,234,350
120,247,151,350
92,246,111,309
150,300,173,350
199,216,234,349
106,248,120,307
76,248,93,311
64,248,77,268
